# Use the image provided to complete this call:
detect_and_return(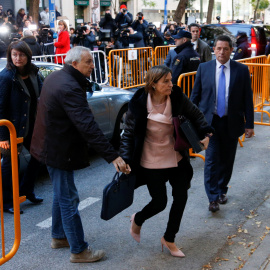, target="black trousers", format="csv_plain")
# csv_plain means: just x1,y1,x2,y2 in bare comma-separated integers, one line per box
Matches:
134,158,193,243
204,115,238,202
